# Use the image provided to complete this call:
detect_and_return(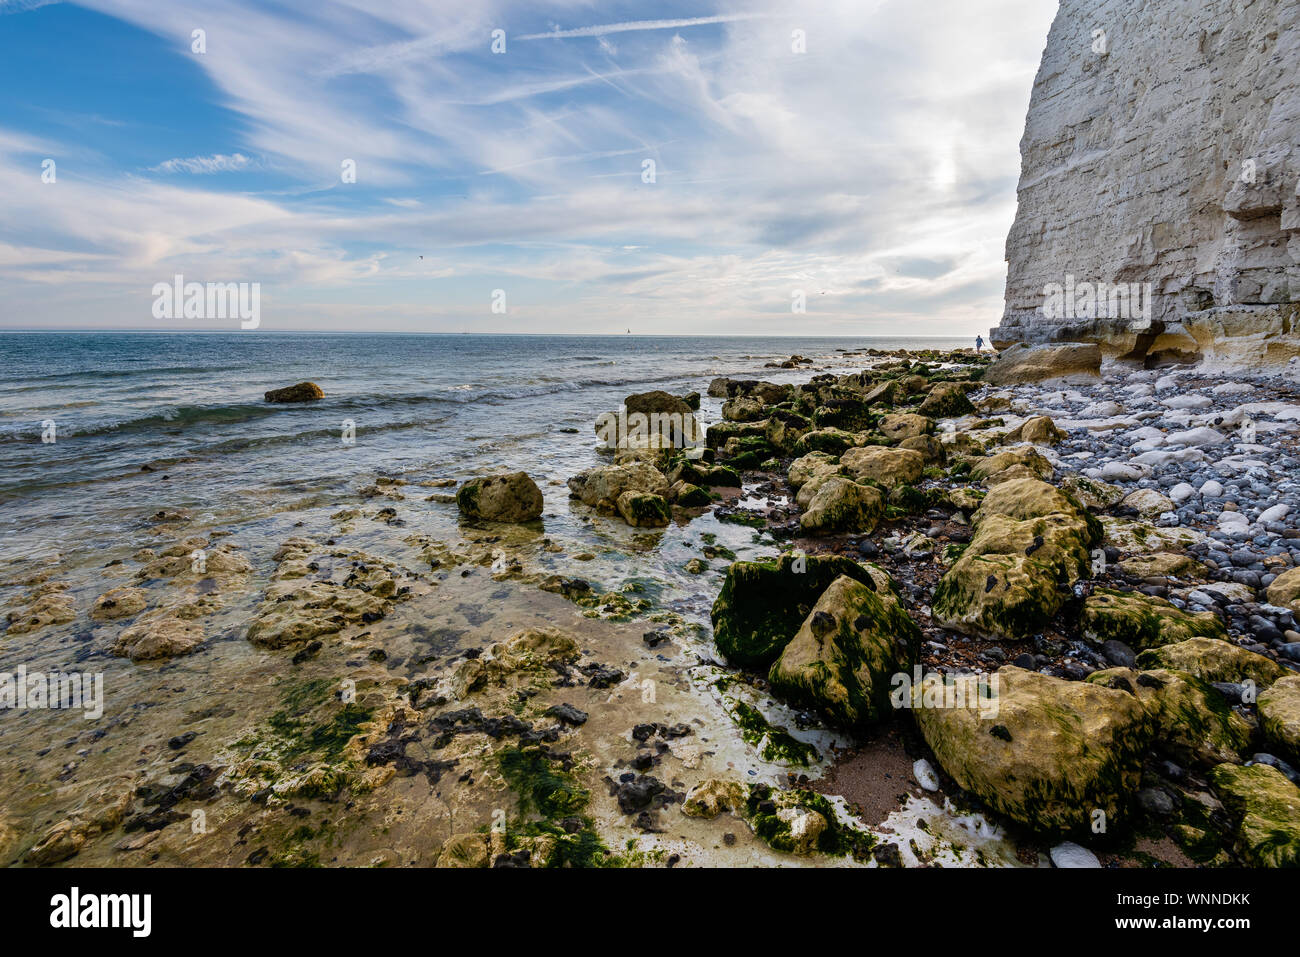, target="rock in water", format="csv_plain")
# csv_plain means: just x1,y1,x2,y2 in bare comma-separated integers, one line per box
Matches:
264,382,324,402
456,472,544,523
